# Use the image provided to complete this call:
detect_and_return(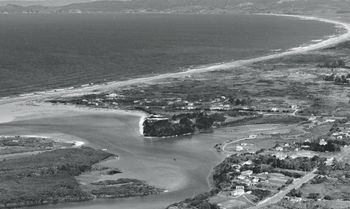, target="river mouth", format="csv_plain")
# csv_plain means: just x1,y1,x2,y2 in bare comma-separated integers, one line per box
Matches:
0,111,227,209
0,108,296,209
